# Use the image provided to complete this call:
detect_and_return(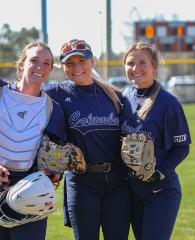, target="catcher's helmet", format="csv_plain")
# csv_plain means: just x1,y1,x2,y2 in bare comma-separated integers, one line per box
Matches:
0,171,57,228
